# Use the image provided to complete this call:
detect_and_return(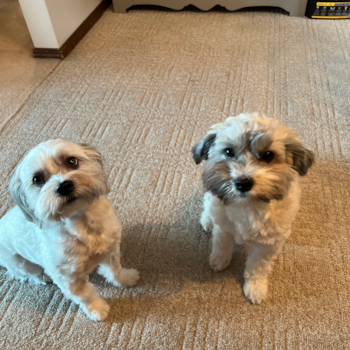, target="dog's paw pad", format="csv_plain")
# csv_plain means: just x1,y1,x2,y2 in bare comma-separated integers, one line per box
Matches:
243,278,268,305
209,252,231,272
86,299,110,321
115,268,140,287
